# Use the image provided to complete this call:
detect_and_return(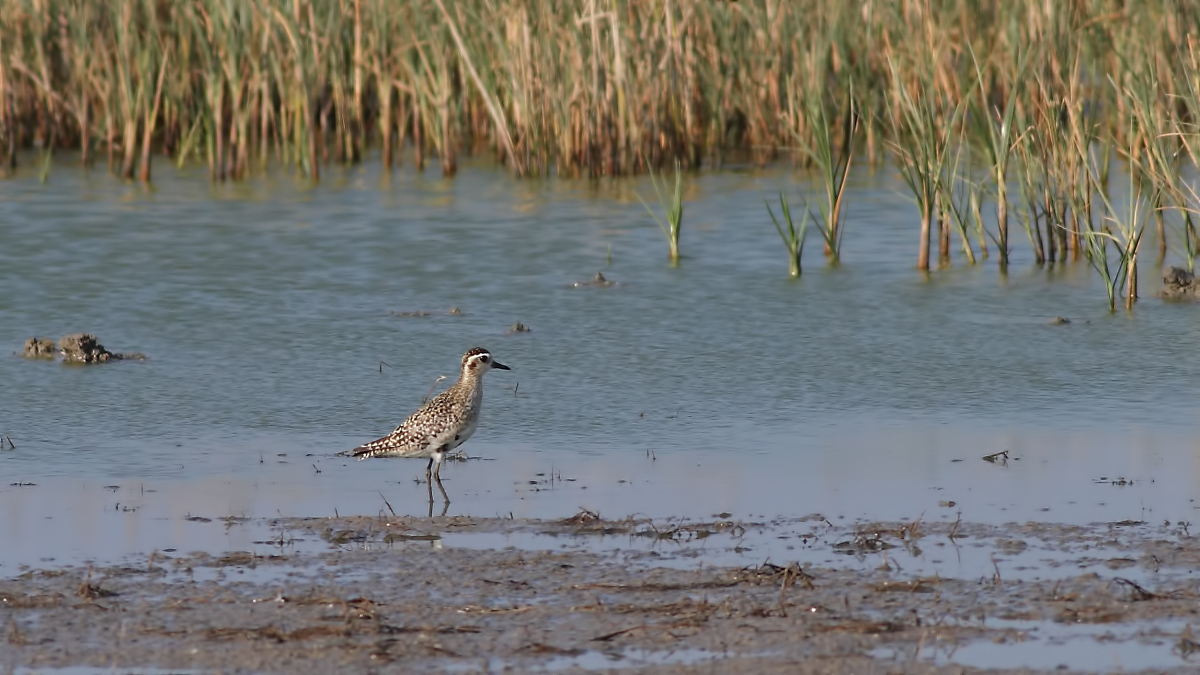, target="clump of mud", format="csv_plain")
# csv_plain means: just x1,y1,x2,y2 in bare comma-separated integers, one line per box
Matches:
1159,266,1200,300
20,333,145,363
389,307,465,318
21,337,57,359
571,271,617,287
